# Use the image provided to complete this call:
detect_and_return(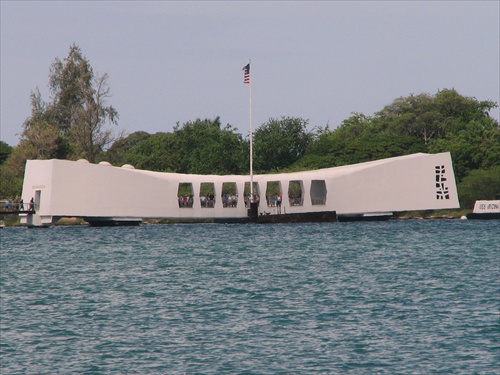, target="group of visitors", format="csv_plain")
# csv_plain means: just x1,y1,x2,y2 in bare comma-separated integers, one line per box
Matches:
244,194,260,208
200,194,215,208
179,193,298,209
2,197,35,212
178,194,218,208
178,195,194,208
265,194,303,207
222,194,239,208
288,194,303,206
266,194,282,207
